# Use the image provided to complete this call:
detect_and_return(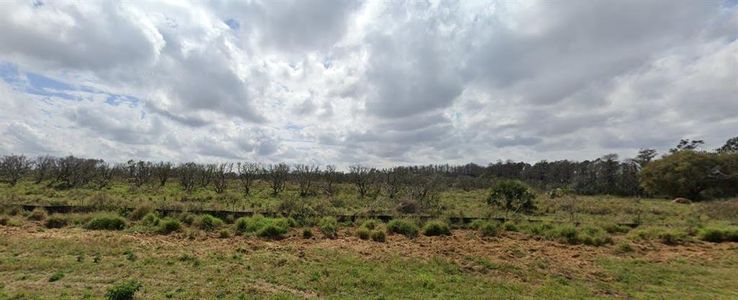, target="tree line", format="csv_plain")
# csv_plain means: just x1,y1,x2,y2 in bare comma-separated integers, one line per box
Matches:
1,136,736,200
